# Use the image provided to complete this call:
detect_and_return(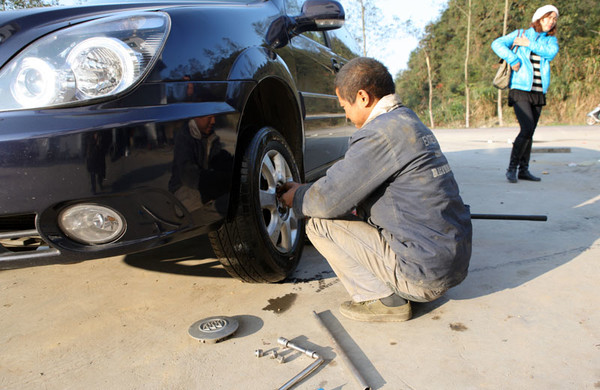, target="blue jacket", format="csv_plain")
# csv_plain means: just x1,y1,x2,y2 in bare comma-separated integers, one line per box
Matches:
491,27,559,94
293,95,472,289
